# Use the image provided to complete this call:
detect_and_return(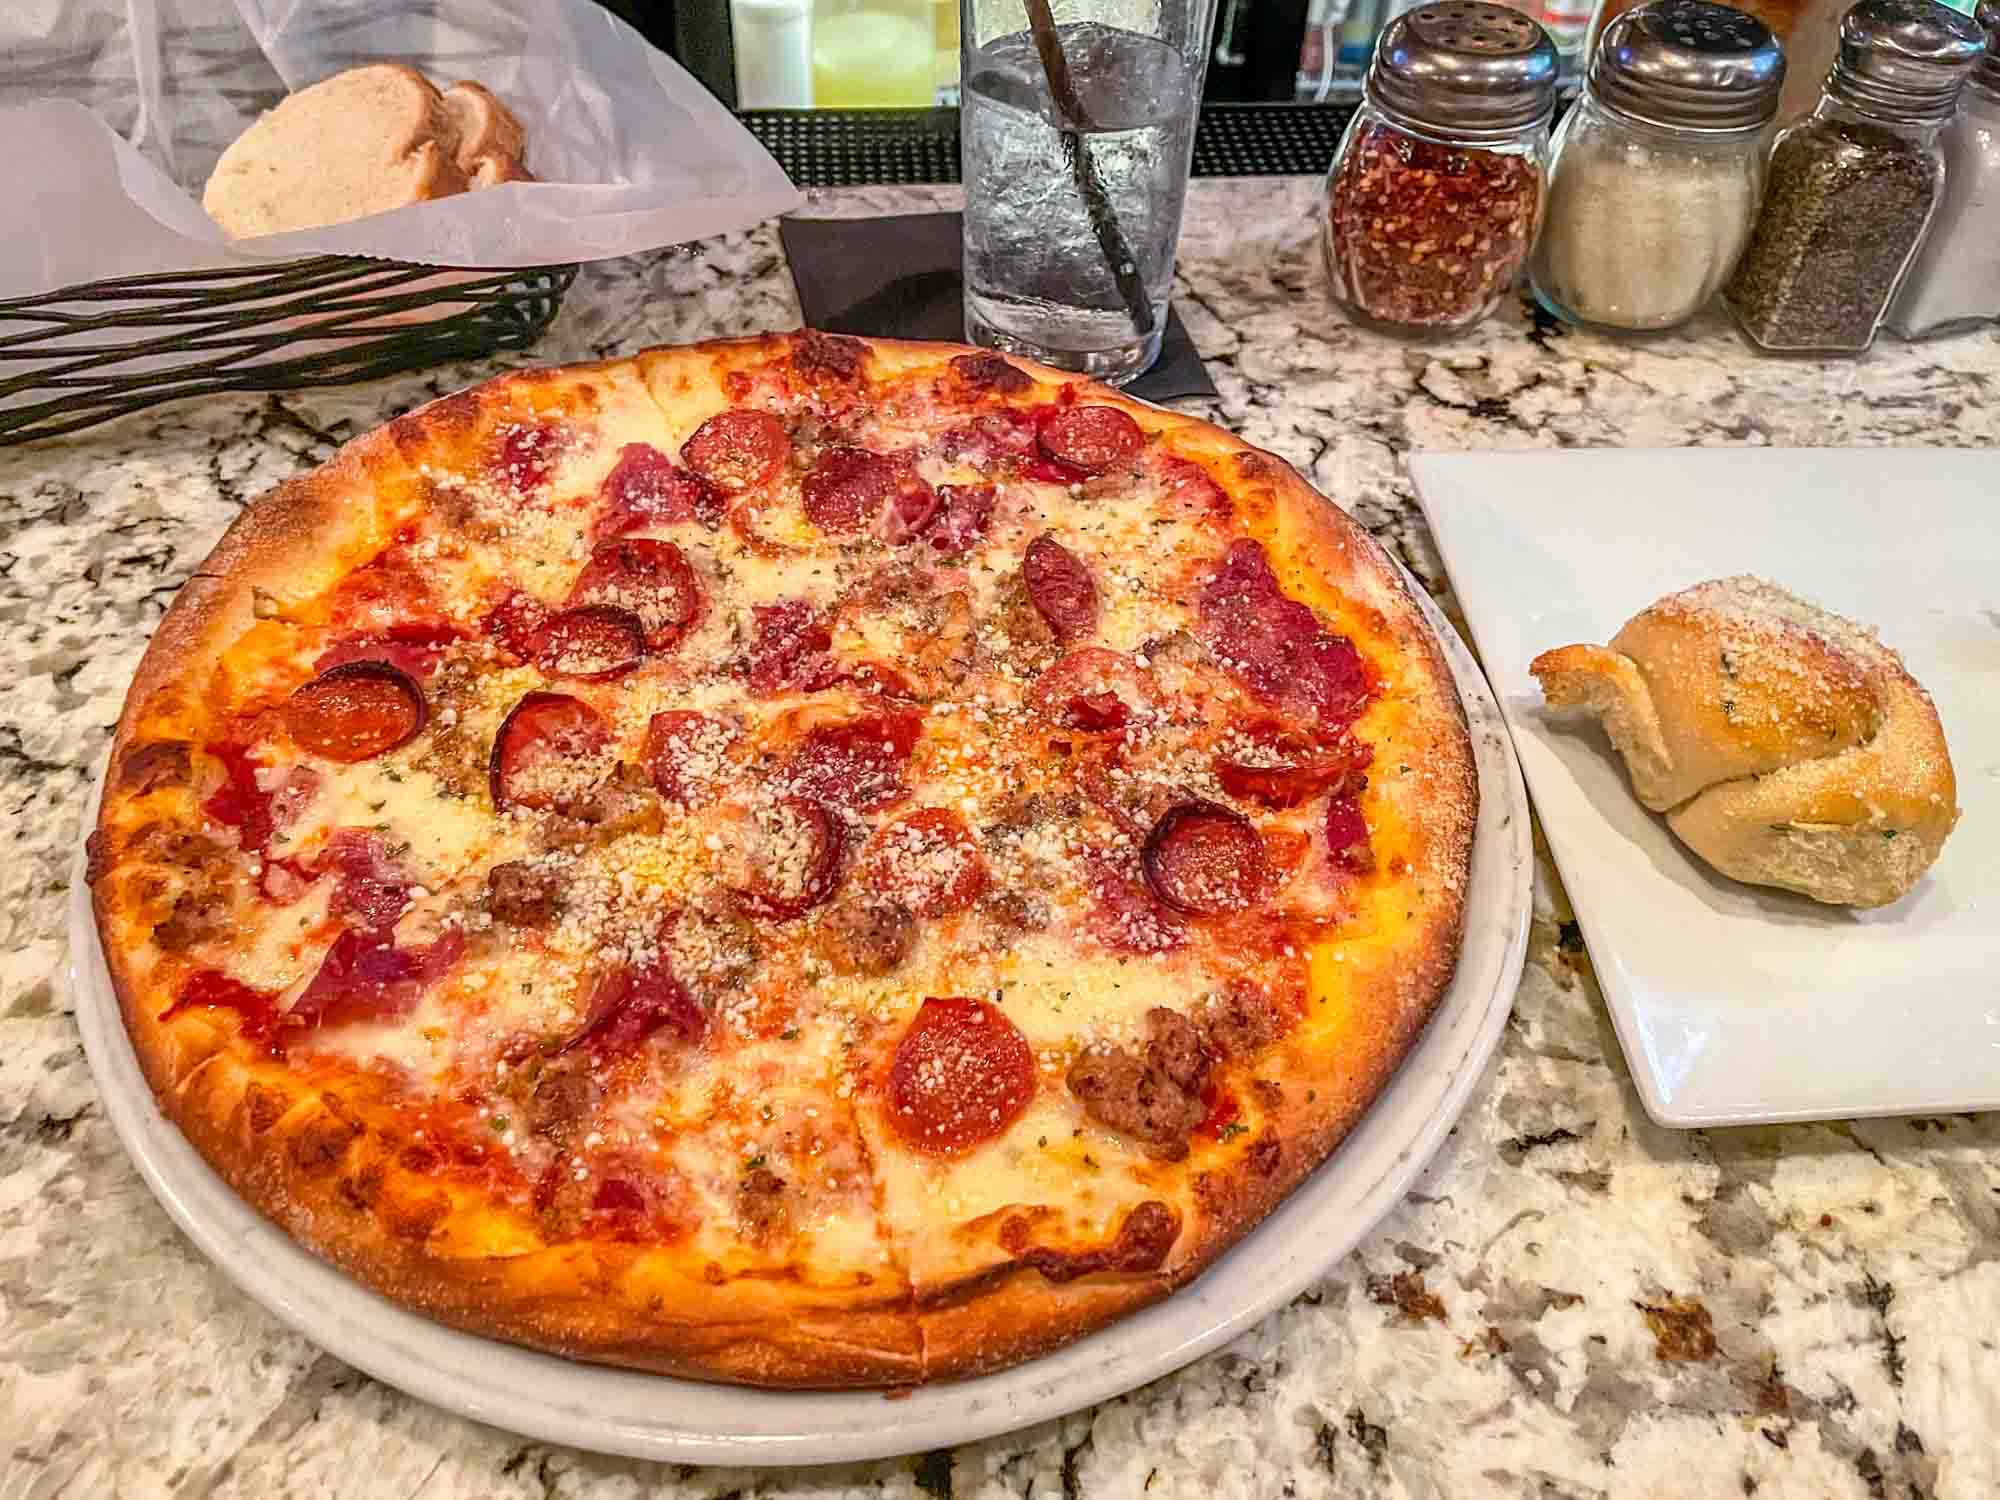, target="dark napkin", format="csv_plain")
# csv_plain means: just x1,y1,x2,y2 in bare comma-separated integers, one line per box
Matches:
780,210,1216,402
